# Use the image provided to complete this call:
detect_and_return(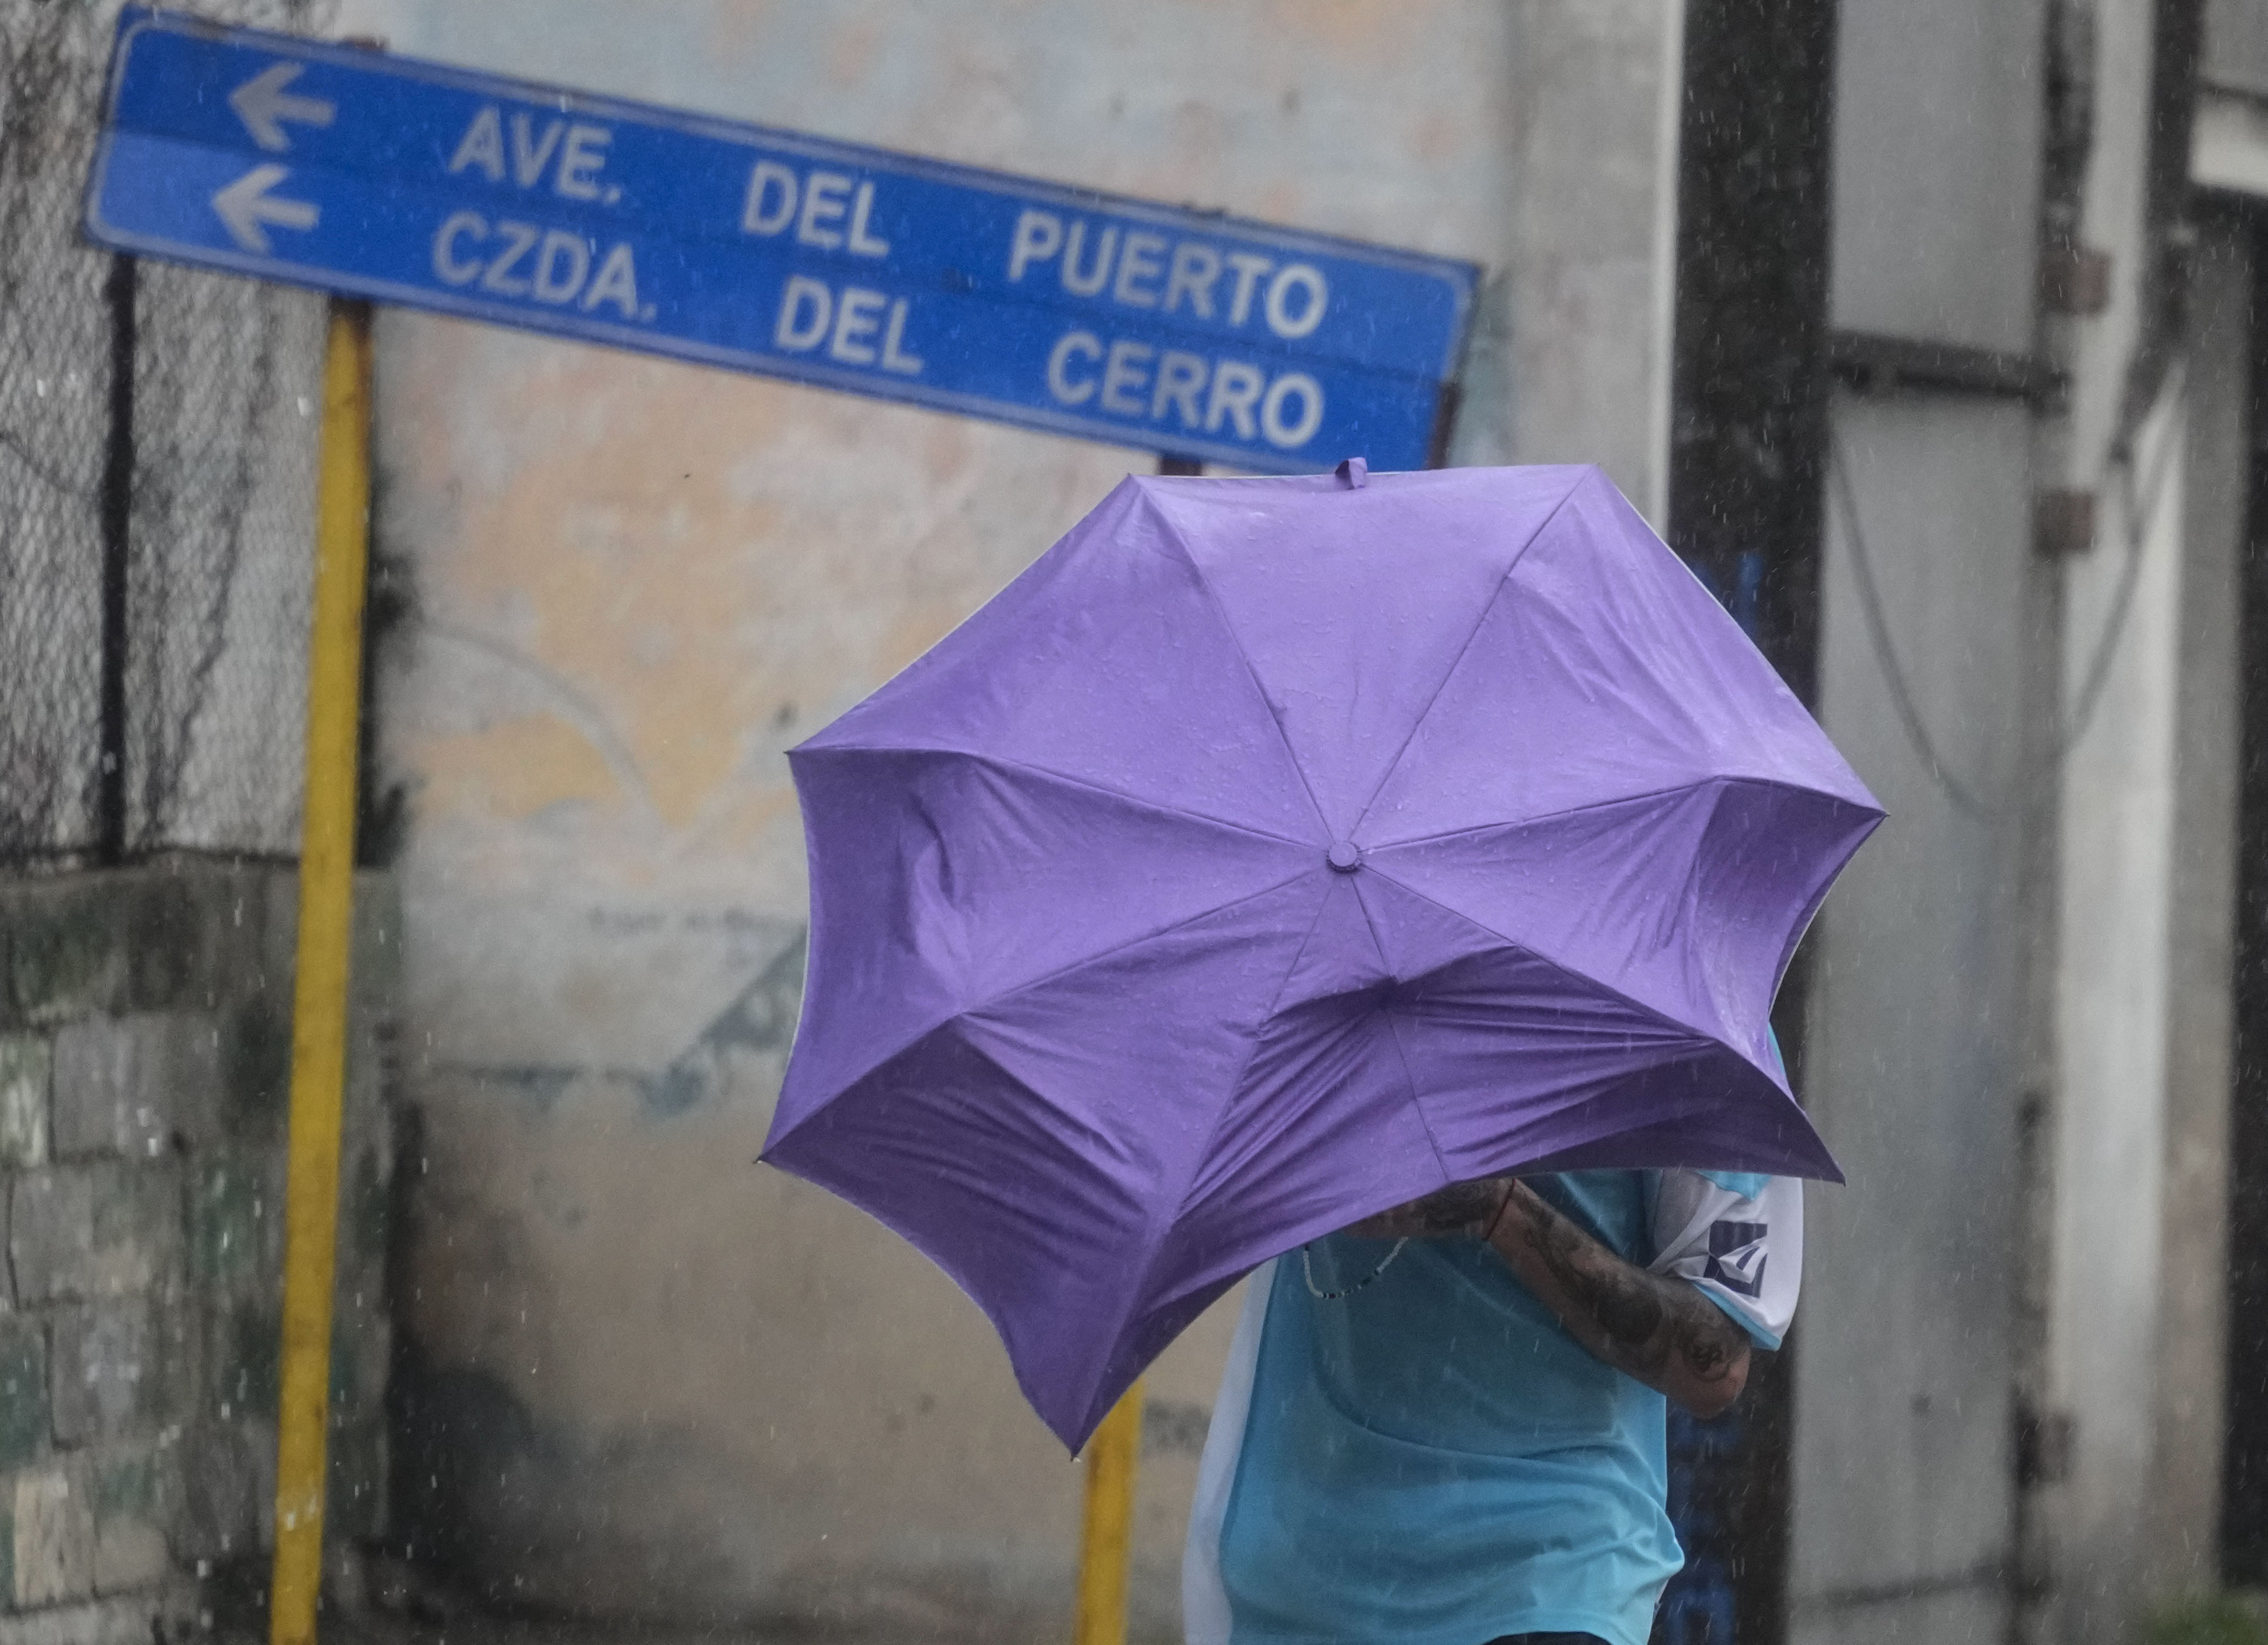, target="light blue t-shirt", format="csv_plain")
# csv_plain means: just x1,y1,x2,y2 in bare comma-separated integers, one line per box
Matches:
1210,1171,1730,1645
